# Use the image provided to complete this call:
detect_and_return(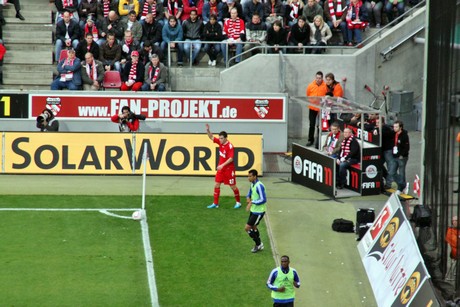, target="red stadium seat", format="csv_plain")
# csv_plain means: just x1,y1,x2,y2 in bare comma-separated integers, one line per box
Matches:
58,49,68,62
102,71,122,90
